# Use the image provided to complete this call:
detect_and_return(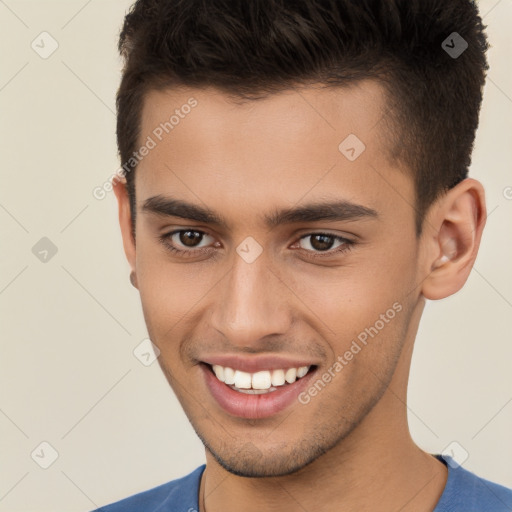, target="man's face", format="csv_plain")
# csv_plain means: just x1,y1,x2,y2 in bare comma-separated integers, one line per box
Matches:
129,81,425,477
